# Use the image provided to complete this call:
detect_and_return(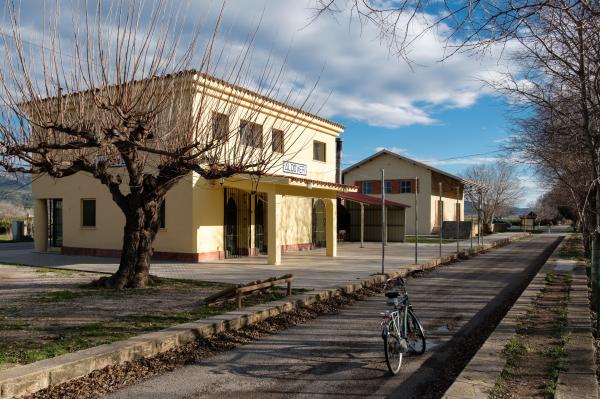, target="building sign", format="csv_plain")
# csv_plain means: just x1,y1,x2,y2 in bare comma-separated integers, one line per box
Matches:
283,161,307,176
